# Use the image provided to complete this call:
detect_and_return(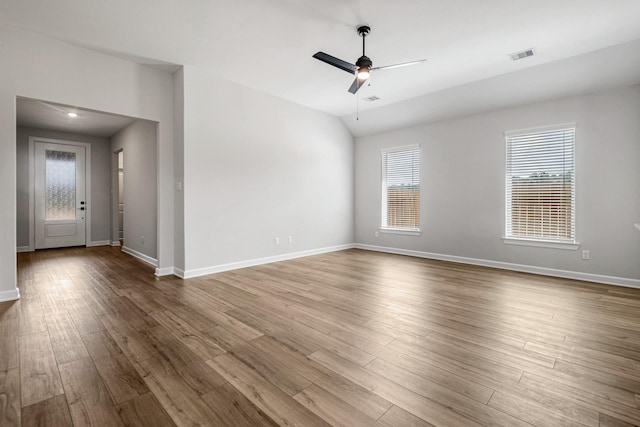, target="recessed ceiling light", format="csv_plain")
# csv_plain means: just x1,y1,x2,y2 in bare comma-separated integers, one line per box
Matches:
67,112,78,118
